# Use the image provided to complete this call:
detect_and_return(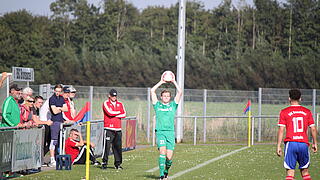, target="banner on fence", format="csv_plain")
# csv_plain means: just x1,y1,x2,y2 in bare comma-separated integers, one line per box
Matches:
11,129,43,172
0,131,13,172
125,120,136,149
